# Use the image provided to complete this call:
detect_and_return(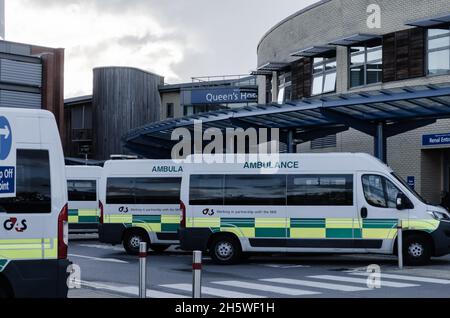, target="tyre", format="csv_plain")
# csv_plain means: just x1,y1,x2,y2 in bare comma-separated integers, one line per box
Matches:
149,244,170,253
0,284,9,299
403,234,432,266
209,236,242,265
123,230,149,255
